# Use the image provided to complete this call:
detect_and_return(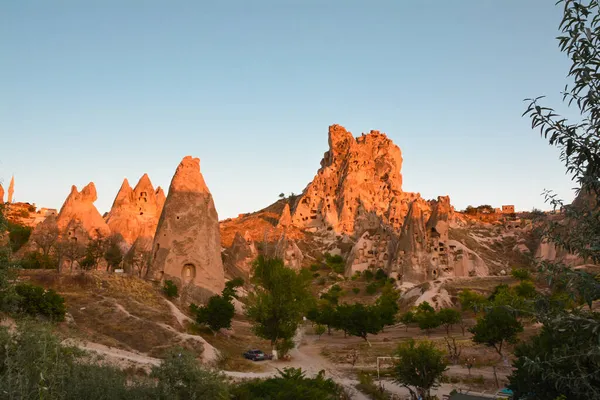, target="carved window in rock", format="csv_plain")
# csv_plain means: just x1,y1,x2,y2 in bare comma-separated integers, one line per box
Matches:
182,264,196,285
